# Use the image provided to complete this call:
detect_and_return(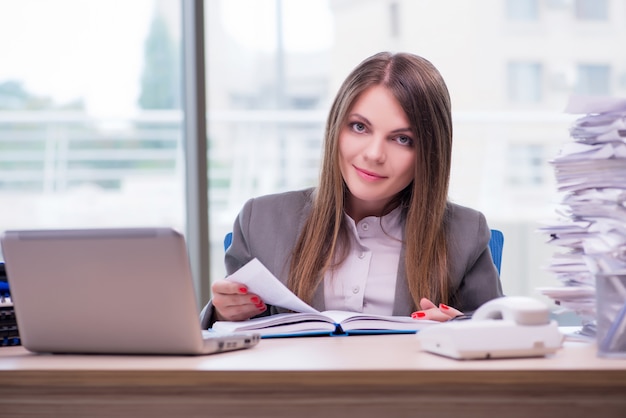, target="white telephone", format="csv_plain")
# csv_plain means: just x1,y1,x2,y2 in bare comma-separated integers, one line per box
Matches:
416,296,564,360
